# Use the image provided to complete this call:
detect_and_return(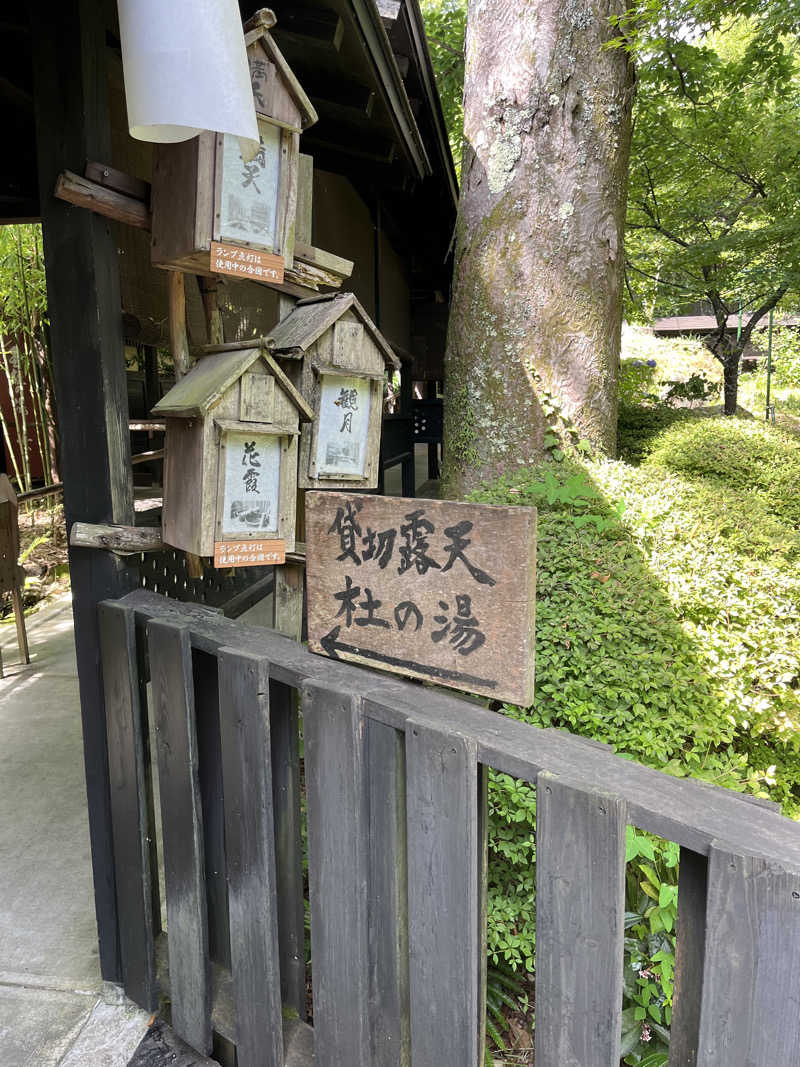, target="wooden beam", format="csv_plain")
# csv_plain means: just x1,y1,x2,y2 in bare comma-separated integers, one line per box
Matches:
295,242,354,280
311,93,377,125
303,131,397,165
85,160,150,203
305,79,376,118
274,7,344,50
54,170,151,229
131,449,164,465
70,522,164,555
285,257,348,291
54,163,351,299
129,420,166,432
32,0,135,983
